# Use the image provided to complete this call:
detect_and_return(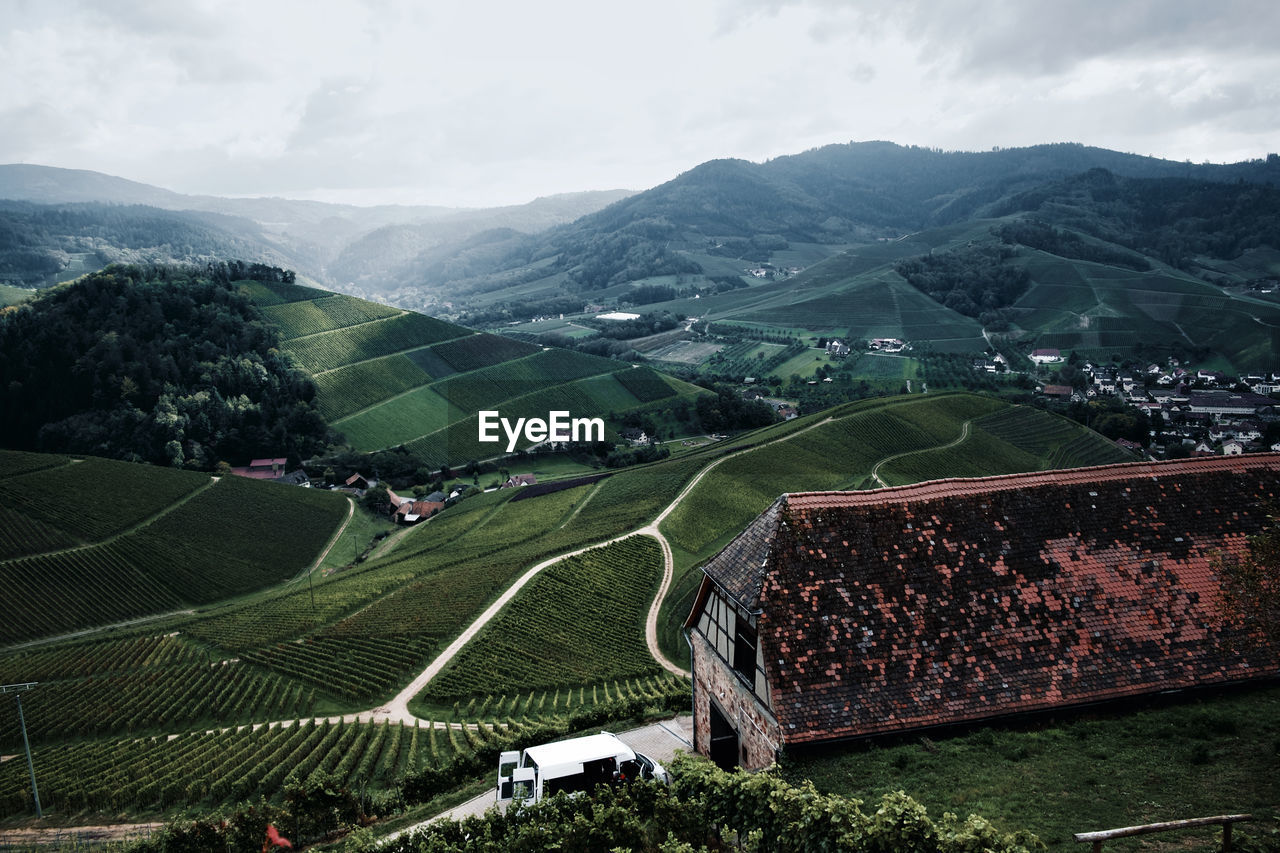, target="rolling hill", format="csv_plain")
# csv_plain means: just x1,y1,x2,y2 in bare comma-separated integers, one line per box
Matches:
249,279,710,468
